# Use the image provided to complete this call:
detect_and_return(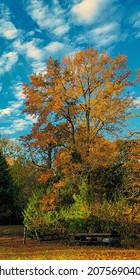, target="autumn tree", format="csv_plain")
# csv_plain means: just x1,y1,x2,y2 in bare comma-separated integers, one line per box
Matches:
20,48,137,220
21,48,132,180
22,49,140,236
